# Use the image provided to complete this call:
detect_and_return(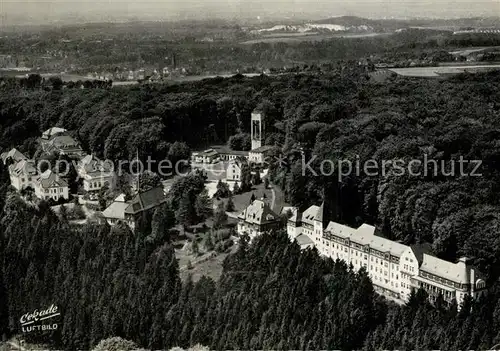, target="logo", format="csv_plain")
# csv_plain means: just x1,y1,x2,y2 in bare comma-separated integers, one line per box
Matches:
20,304,60,333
